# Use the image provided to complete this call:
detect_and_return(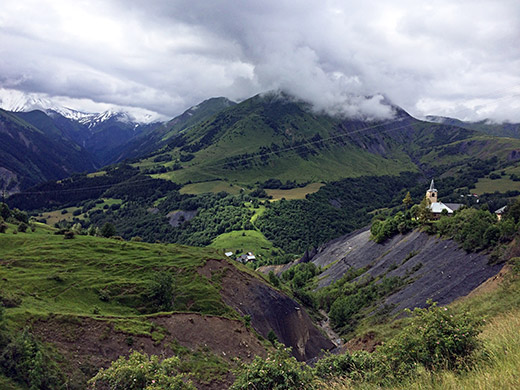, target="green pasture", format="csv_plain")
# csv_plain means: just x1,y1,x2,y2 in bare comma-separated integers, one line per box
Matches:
0,231,234,328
